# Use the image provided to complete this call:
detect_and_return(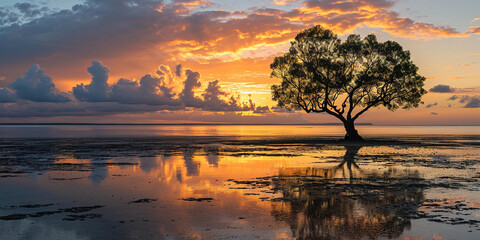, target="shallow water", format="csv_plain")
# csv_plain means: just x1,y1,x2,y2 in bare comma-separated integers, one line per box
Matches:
0,126,479,240
0,124,479,138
